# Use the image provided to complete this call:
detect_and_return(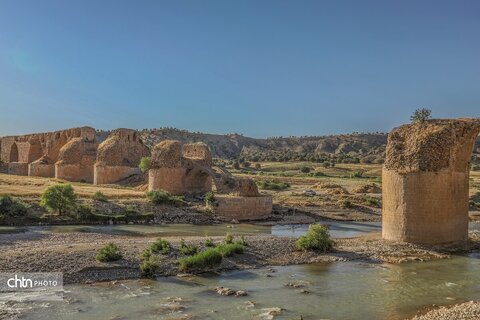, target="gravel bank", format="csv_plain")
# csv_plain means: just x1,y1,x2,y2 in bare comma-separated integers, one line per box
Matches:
410,301,480,320
1,231,476,284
